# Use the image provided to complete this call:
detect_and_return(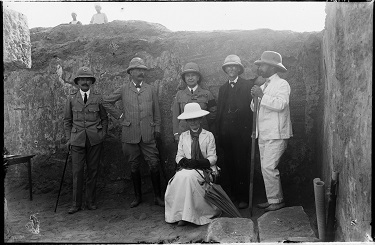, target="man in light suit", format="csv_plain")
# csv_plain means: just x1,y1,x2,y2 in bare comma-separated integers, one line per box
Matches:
103,57,164,208
251,51,293,212
64,66,108,214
